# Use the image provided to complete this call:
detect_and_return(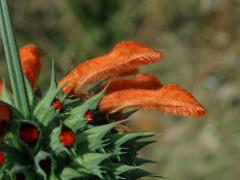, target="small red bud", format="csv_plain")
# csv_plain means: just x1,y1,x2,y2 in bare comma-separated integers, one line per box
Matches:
0,151,5,166
51,98,64,111
20,124,39,143
84,110,93,123
60,130,75,148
